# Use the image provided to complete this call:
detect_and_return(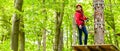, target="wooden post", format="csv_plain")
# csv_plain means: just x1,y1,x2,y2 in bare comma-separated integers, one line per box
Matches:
93,0,105,44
